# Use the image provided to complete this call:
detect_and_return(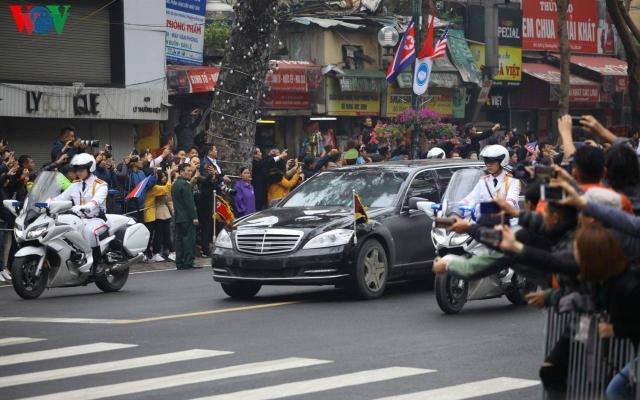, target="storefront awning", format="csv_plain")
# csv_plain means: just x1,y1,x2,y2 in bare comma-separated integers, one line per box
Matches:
447,29,482,86
323,66,387,93
522,63,600,103
549,54,628,93
167,65,220,95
